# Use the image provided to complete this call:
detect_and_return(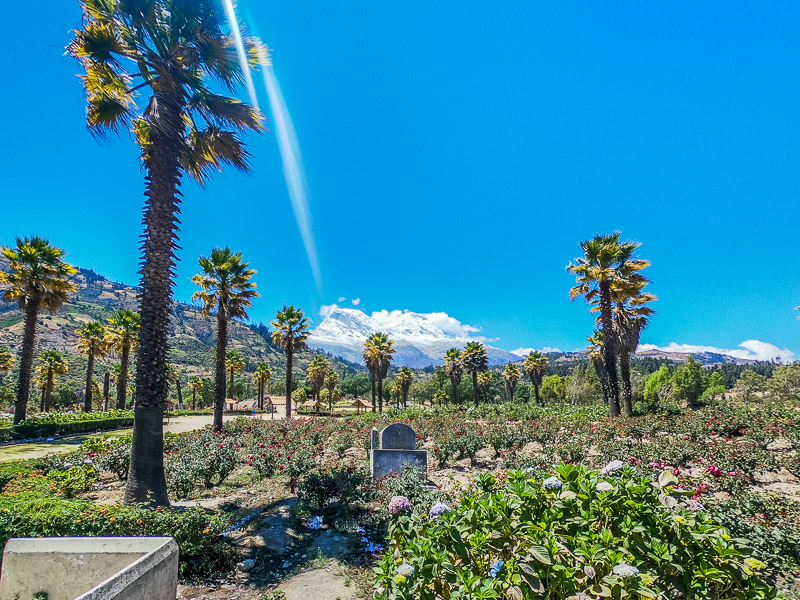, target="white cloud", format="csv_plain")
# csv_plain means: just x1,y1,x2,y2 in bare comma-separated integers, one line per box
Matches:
319,303,338,318
337,296,345,303
511,346,562,356
351,298,361,306
637,339,794,363
424,312,481,337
